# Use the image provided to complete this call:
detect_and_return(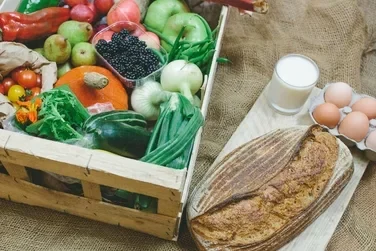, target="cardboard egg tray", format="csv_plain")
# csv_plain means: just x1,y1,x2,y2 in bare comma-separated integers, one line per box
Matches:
308,83,376,161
